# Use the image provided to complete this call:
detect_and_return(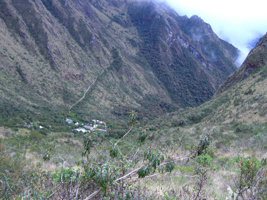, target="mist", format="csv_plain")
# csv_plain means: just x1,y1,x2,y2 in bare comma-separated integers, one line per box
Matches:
161,0,267,66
